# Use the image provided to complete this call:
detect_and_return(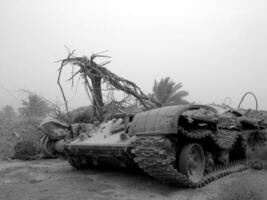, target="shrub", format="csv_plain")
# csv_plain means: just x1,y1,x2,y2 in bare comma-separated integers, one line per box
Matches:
13,140,41,160
0,117,43,160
